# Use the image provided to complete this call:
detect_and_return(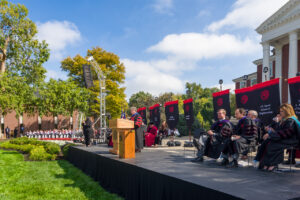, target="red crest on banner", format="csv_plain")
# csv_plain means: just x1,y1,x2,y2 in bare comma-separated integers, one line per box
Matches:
185,105,190,112
217,98,223,106
169,106,174,113
260,90,270,101
241,95,248,105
